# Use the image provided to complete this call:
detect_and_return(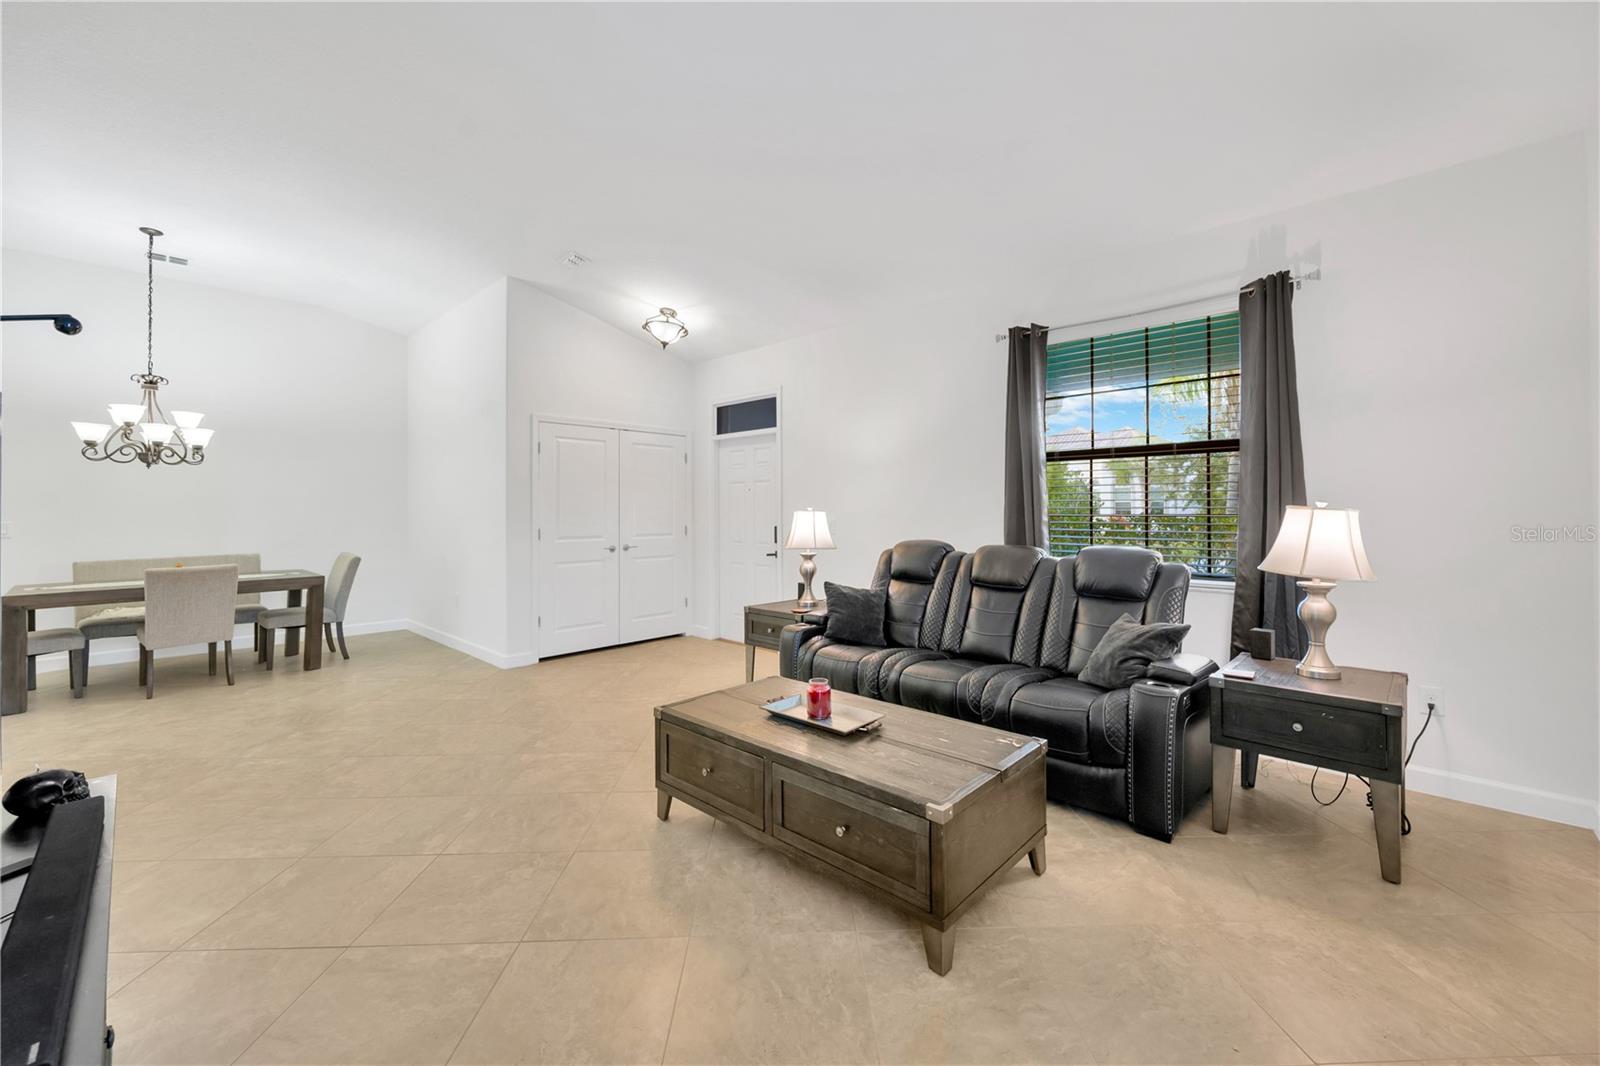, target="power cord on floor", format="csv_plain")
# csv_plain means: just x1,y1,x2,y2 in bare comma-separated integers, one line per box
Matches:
1307,696,1435,836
